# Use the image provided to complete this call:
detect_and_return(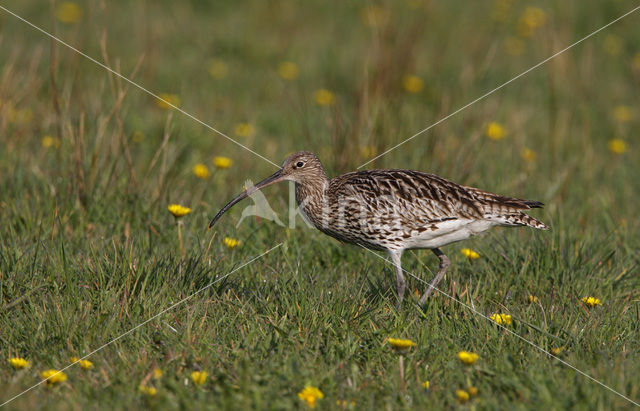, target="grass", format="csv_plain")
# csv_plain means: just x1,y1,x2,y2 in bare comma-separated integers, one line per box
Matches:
1,0,639,409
